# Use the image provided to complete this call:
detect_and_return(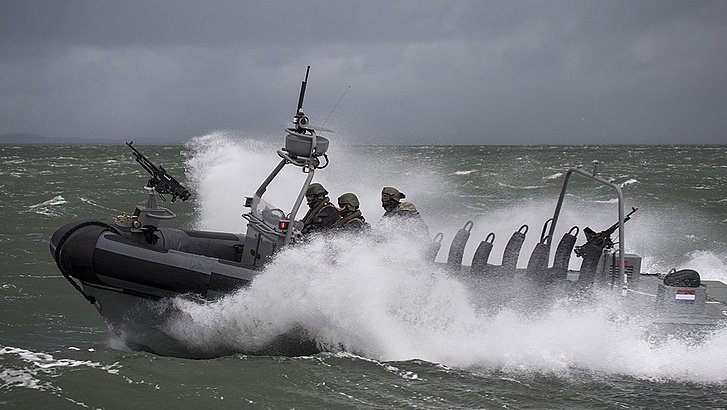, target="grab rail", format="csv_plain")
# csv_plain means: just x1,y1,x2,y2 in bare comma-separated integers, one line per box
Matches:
547,161,627,294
